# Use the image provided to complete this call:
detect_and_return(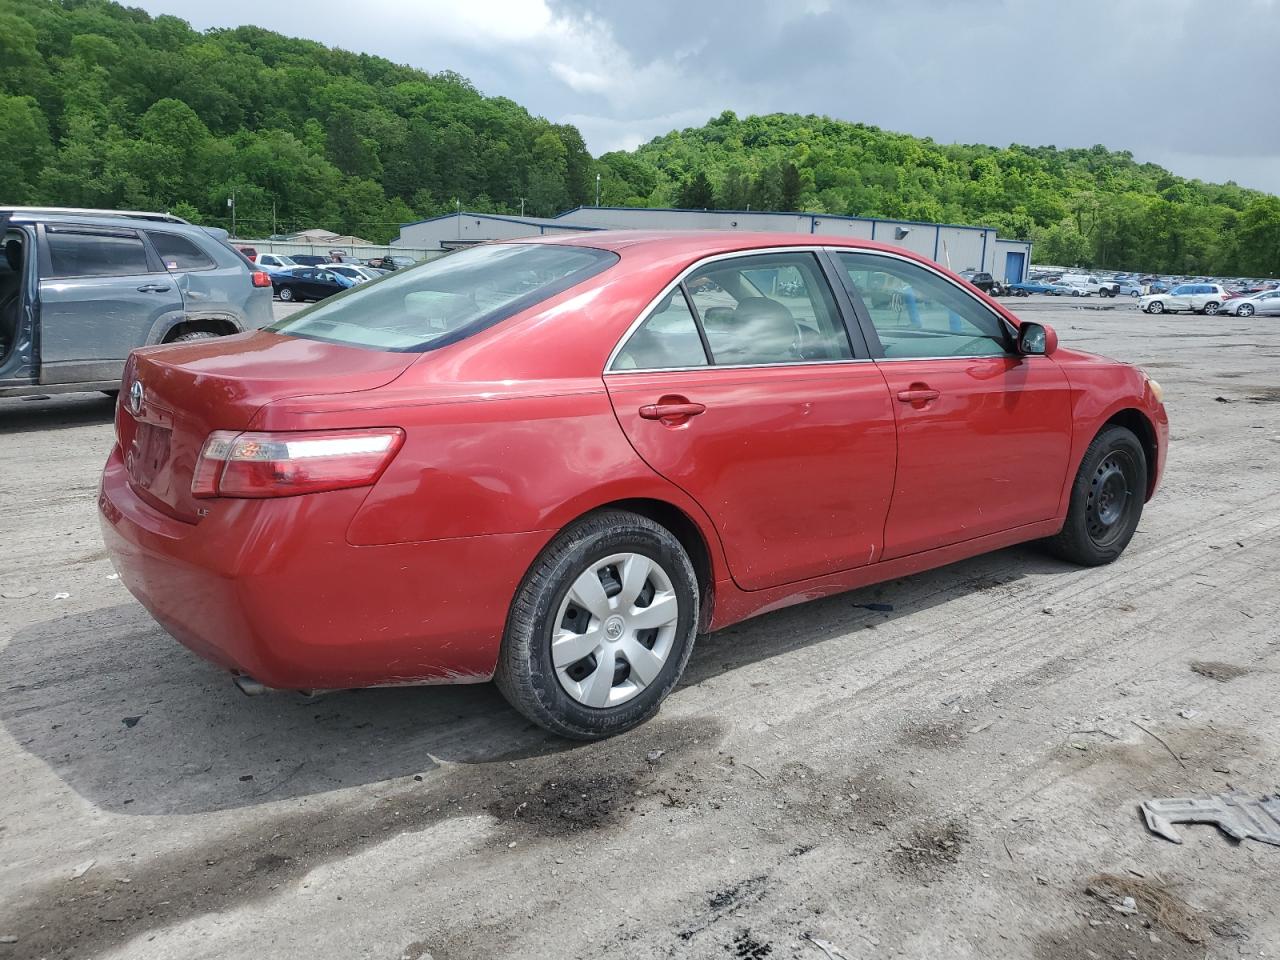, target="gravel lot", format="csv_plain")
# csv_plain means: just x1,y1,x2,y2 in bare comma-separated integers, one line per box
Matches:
1,297,1278,959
